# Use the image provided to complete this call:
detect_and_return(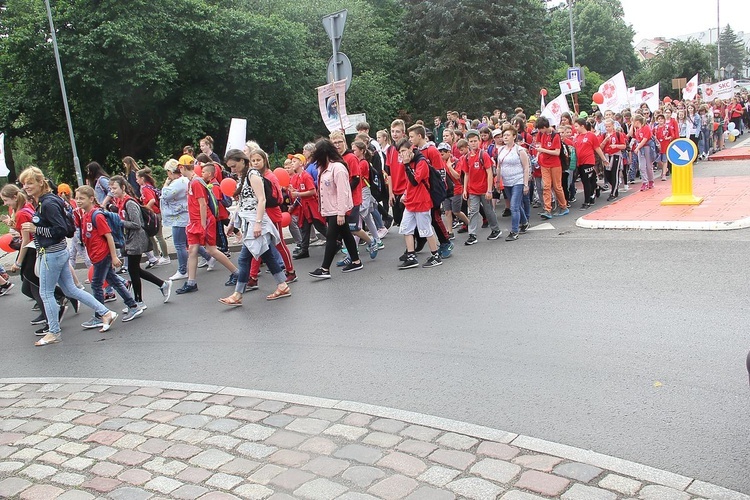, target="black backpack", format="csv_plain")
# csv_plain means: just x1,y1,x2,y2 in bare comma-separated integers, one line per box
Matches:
423,159,447,209
552,132,570,170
